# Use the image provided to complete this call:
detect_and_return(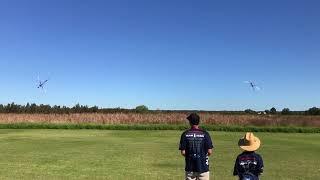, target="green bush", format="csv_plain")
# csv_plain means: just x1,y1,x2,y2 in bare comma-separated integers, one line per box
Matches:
135,105,149,113
0,123,319,133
